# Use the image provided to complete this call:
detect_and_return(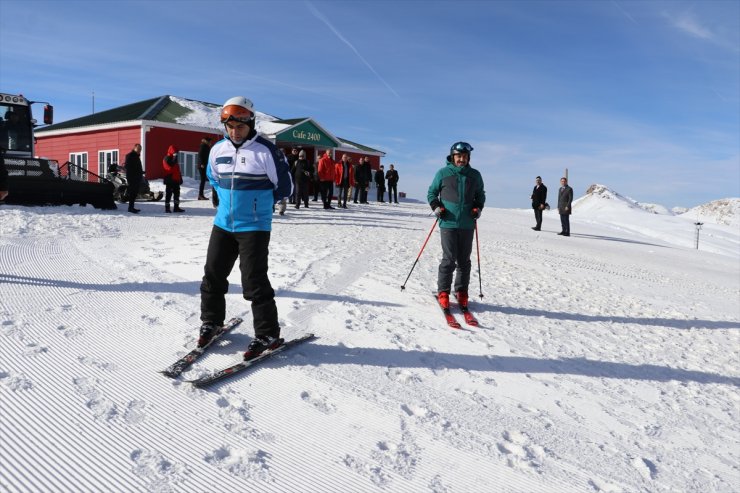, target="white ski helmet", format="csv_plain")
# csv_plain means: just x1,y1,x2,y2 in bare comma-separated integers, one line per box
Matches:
220,96,255,125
